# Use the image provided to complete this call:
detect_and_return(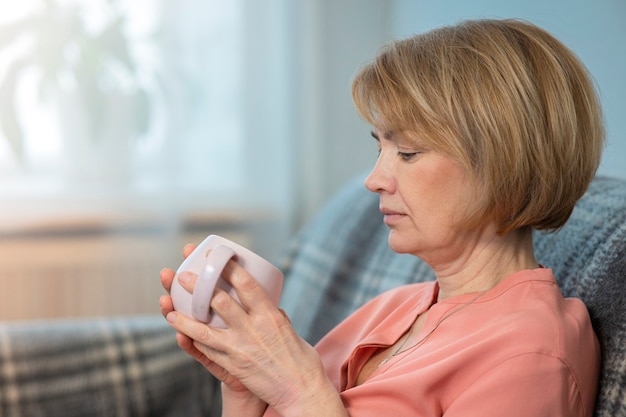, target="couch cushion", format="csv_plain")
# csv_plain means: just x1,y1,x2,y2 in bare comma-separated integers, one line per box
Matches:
278,175,626,417
0,315,220,417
